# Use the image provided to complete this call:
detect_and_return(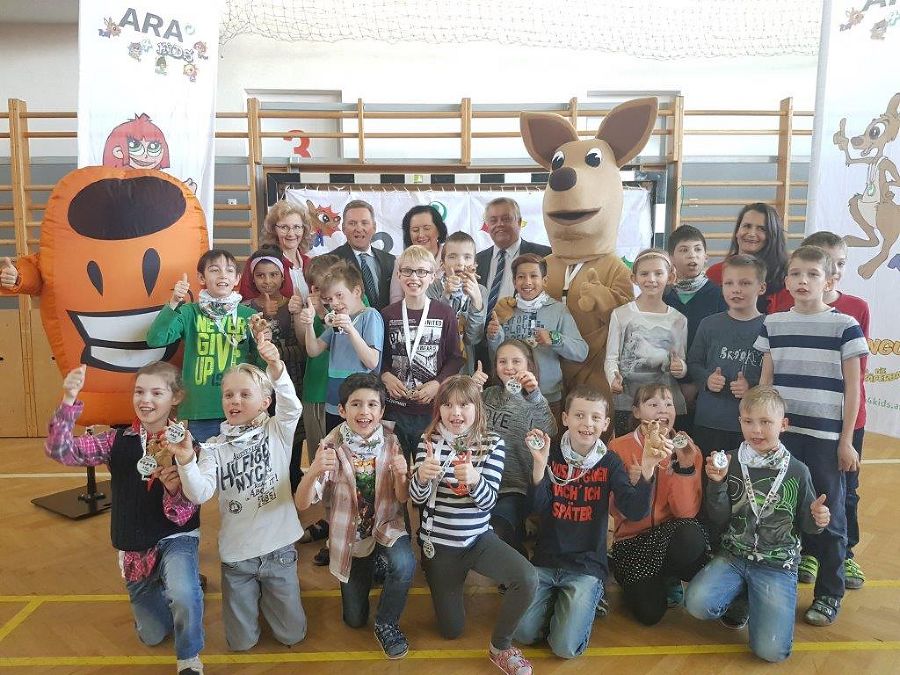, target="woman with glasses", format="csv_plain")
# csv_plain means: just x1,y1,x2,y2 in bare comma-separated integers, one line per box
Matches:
389,205,448,303
239,200,313,301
